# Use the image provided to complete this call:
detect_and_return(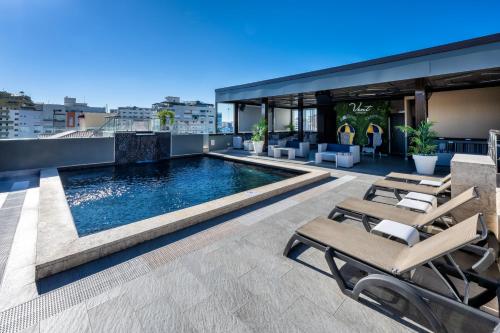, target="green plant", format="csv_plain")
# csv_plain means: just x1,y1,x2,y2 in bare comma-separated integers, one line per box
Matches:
285,122,295,132
158,109,175,127
397,120,438,155
251,117,268,141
